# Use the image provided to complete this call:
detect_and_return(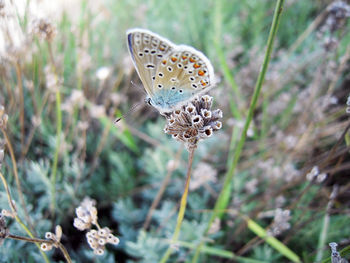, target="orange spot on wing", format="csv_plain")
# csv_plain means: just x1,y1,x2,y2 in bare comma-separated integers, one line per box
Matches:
193,63,200,68
171,57,178,62
182,55,188,60
159,46,165,51
200,80,207,86
189,57,196,63
162,60,167,65
198,70,205,76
